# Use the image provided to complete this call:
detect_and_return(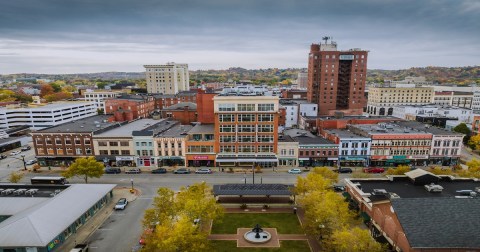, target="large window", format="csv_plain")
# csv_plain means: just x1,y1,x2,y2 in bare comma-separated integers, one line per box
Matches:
258,114,273,122
258,135,274,143
220,145,236,153
239,114,255,122
238,125,255,133
258,125,273,133
219,114,235,122
120,141,129,146
258,104,274,111
239,145,255,152
258,145,273,152
188,146,214,153
238,104,255,111
219,104,235,111
121,150,130,155
238,135,255,143
98,141,108,146
220,125,235,133
220,136,236,143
